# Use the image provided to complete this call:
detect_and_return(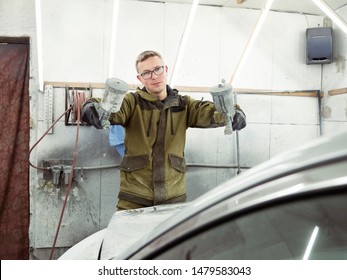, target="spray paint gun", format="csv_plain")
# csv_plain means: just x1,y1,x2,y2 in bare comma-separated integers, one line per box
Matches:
97,78,128,128
210,79,235,135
